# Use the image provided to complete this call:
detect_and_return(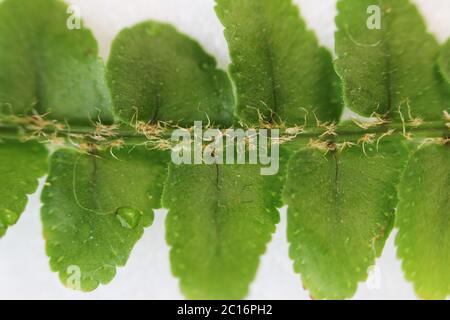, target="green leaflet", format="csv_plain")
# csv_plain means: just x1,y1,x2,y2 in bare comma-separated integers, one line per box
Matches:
438,39,450,85
163,164,280,299
335,0,450,121
283,141,408,299
41,147,168,291
215,0,342,126
107,21,234,127
0,0,112,123
0,139,47,237
396,144,450,300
